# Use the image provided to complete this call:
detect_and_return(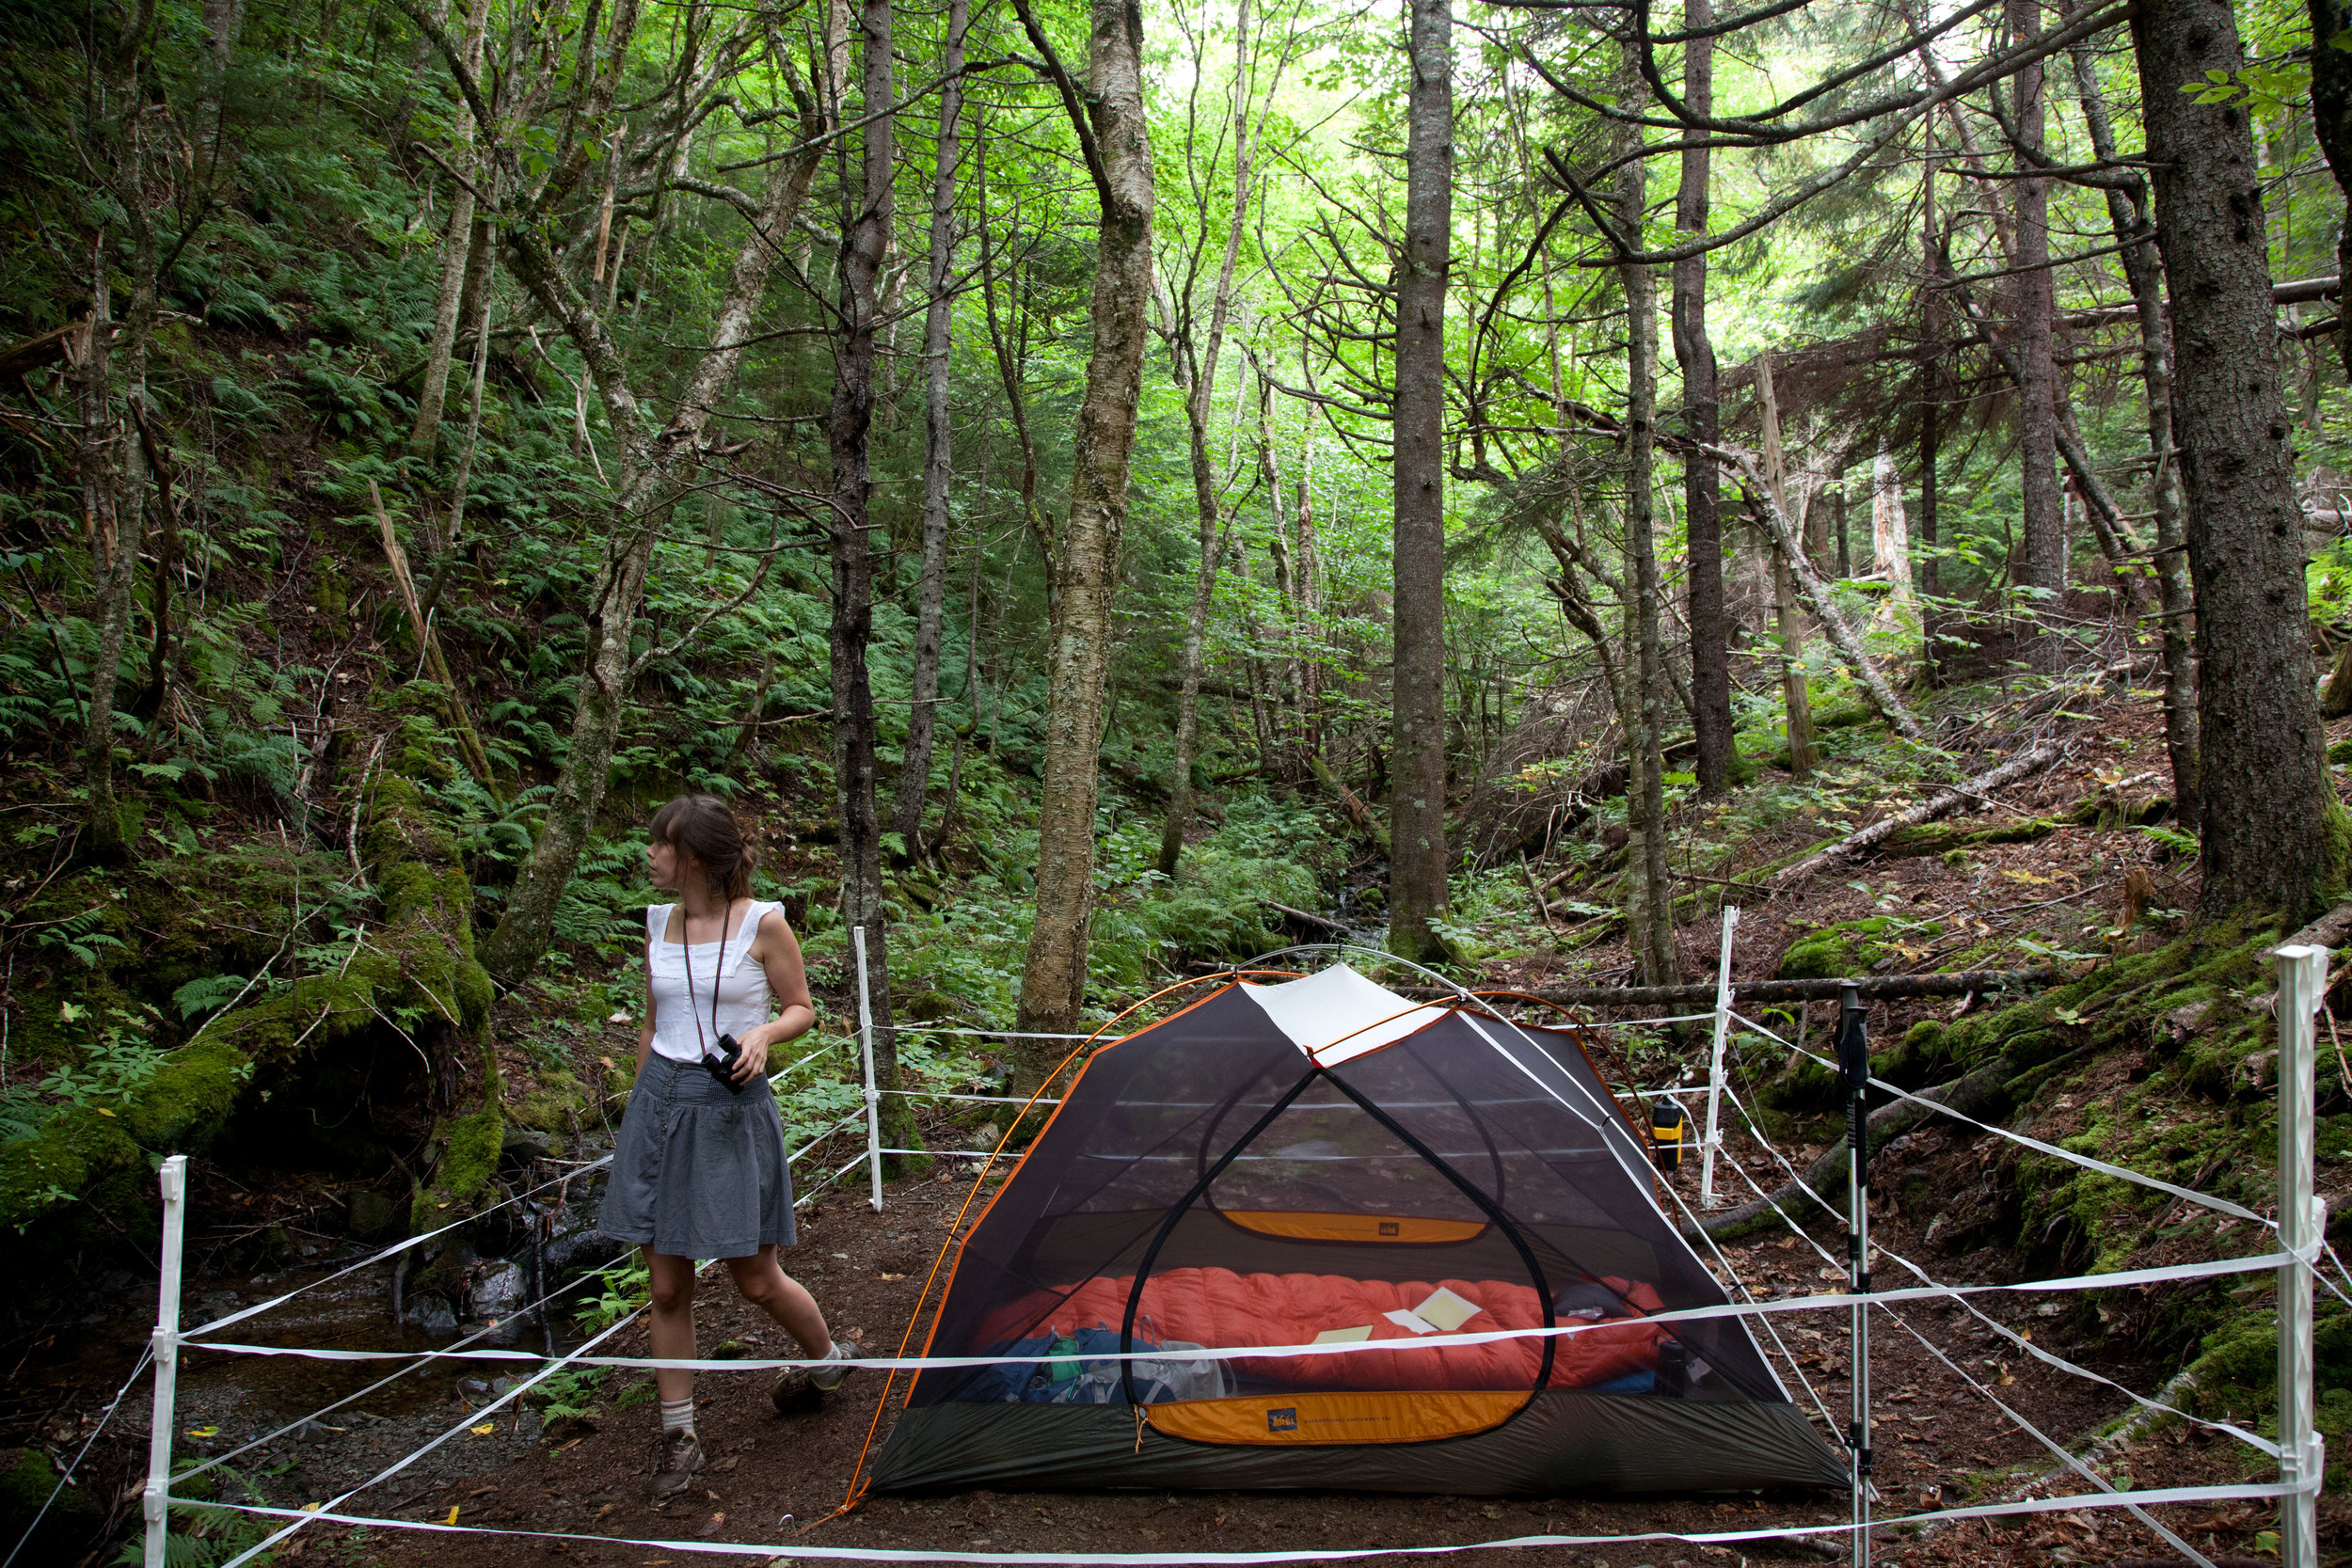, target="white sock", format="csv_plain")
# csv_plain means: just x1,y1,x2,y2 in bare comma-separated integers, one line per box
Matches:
660,1398,695,1436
